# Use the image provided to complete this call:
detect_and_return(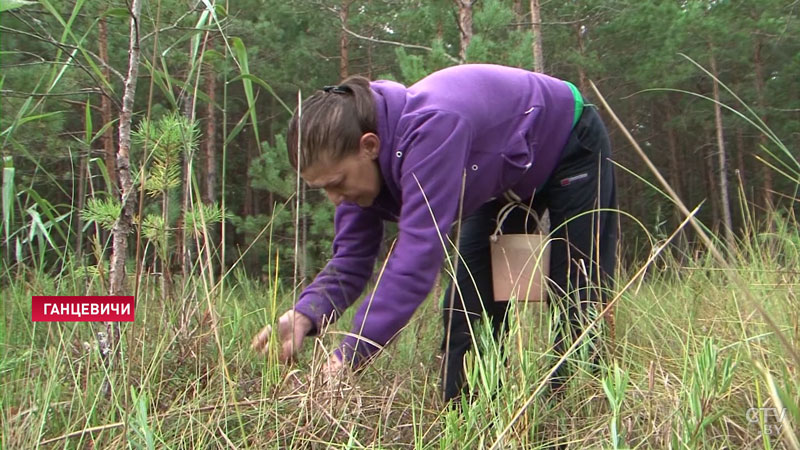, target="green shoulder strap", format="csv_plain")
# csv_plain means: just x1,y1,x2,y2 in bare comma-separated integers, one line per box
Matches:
564,80,584,128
